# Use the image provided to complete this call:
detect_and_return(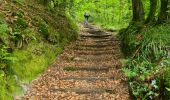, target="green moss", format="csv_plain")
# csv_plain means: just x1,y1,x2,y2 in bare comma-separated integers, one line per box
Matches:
12,41,63,81
0,0,78,99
